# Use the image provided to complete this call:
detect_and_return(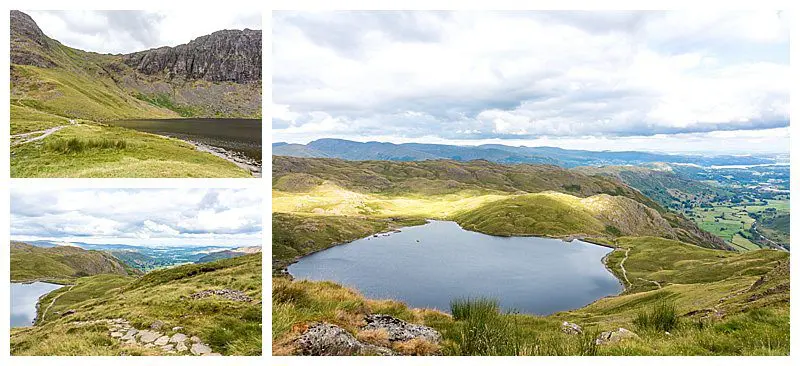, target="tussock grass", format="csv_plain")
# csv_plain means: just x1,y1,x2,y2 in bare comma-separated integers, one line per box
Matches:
633,300,679,332
447,298,523,356
45,137,128,154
